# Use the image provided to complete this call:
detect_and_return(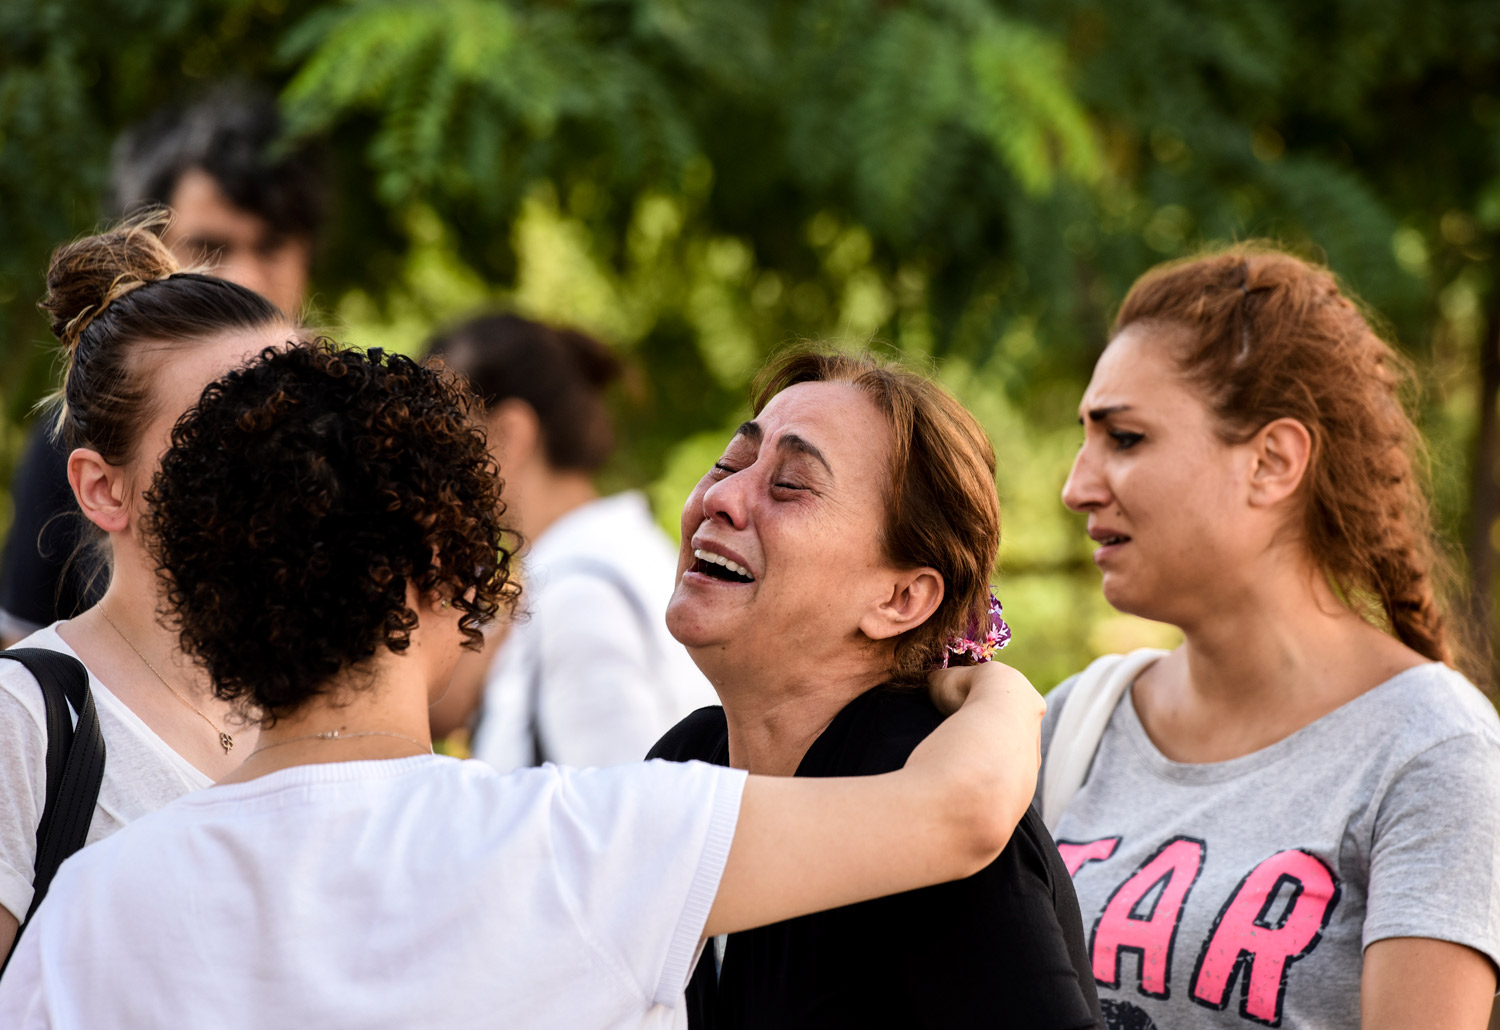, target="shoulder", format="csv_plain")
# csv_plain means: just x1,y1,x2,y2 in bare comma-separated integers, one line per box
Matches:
807,687,944,775
648,706,728,762
527,570,643,629
538,494,675,570
1370,667,1500,807
1360,664,1500,756
0,625,78,725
